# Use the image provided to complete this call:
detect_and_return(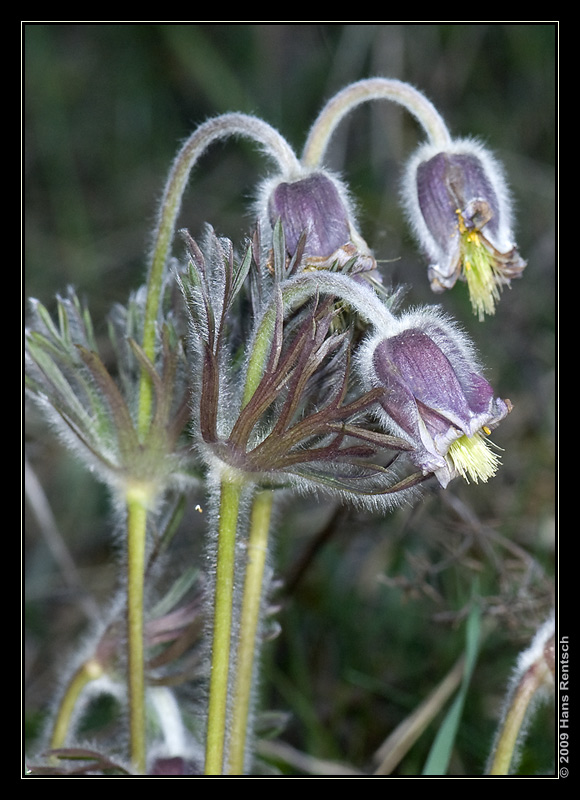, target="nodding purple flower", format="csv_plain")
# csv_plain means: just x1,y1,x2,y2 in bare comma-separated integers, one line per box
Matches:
358,308,512,487
403,139,526,319
260,170,377,277
269,173,350,260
